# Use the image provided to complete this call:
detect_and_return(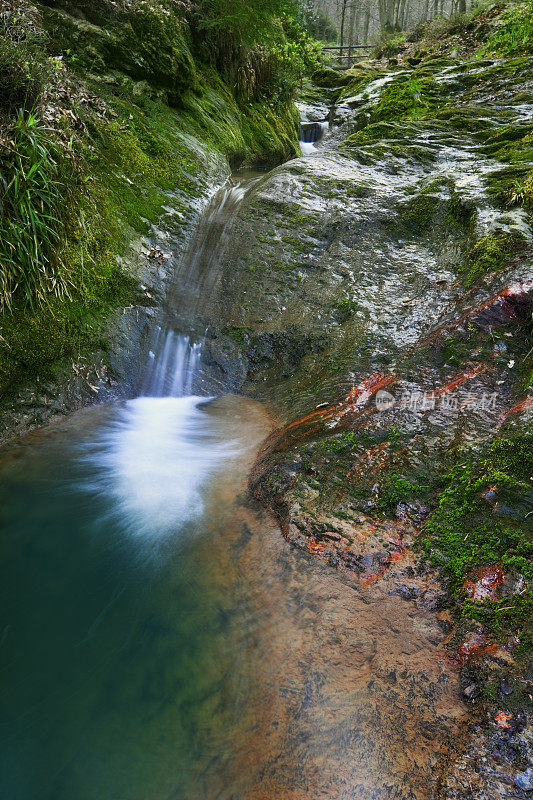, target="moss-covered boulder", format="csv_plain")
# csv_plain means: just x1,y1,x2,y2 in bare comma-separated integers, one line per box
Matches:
40,3,199,104
312,67,352,88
